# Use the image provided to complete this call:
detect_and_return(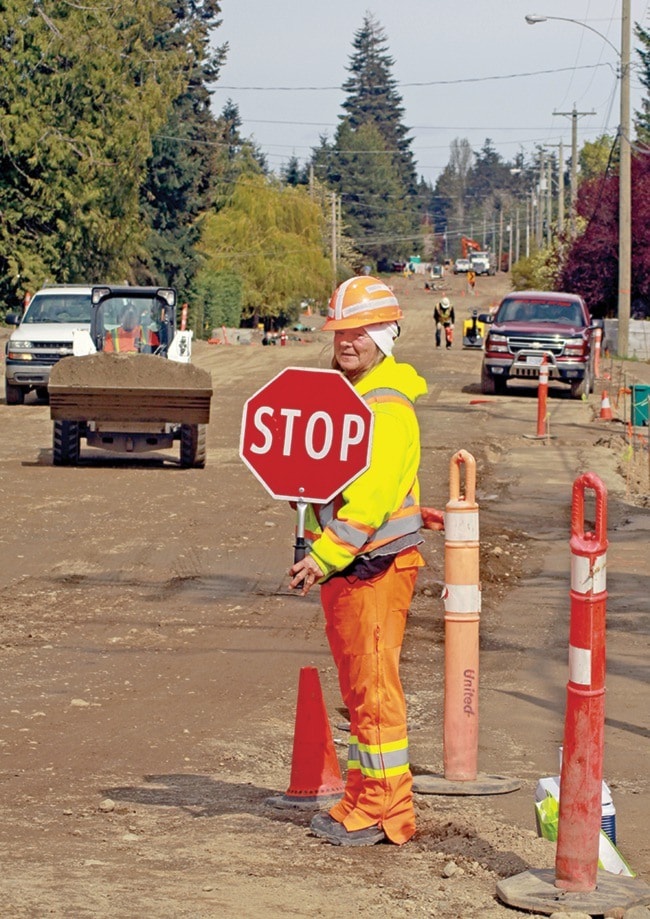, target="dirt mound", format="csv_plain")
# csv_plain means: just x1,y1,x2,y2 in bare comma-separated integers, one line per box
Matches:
50,352,212,391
